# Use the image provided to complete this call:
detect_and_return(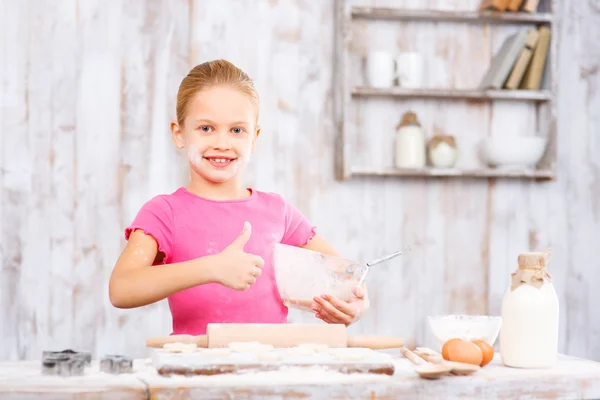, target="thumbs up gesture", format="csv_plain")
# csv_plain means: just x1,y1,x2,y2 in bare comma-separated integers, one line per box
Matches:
214,221,265,290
